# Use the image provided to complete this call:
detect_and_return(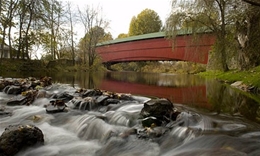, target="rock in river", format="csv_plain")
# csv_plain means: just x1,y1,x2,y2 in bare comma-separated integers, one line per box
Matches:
45,99,68,113
0,124,44,156
140,98,180,125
